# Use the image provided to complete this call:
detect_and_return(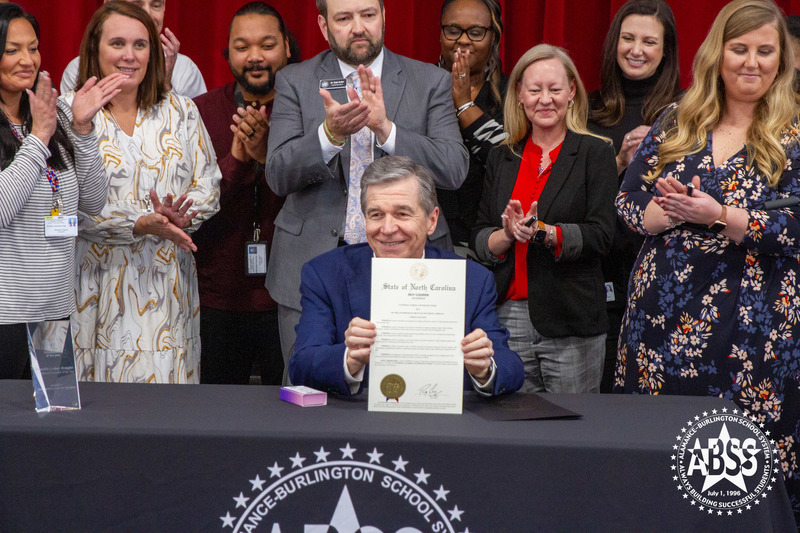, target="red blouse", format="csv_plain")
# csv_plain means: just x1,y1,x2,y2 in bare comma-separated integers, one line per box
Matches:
505,137,563,301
